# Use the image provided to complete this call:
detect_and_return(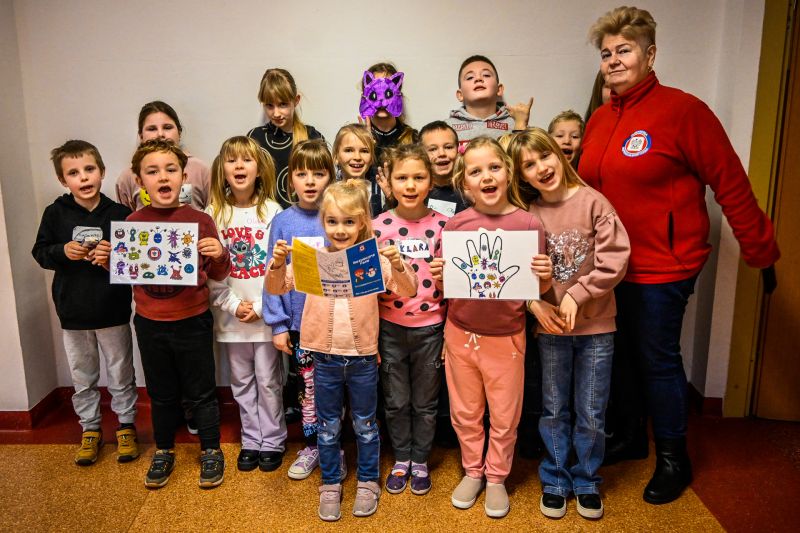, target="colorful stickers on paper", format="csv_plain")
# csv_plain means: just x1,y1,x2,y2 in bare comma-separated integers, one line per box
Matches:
110,221,198,286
